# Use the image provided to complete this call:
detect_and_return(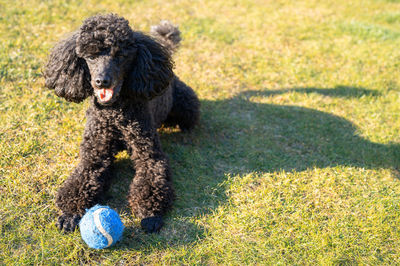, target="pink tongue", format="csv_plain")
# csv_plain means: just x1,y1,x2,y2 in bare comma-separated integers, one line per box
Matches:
98,89,113,102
